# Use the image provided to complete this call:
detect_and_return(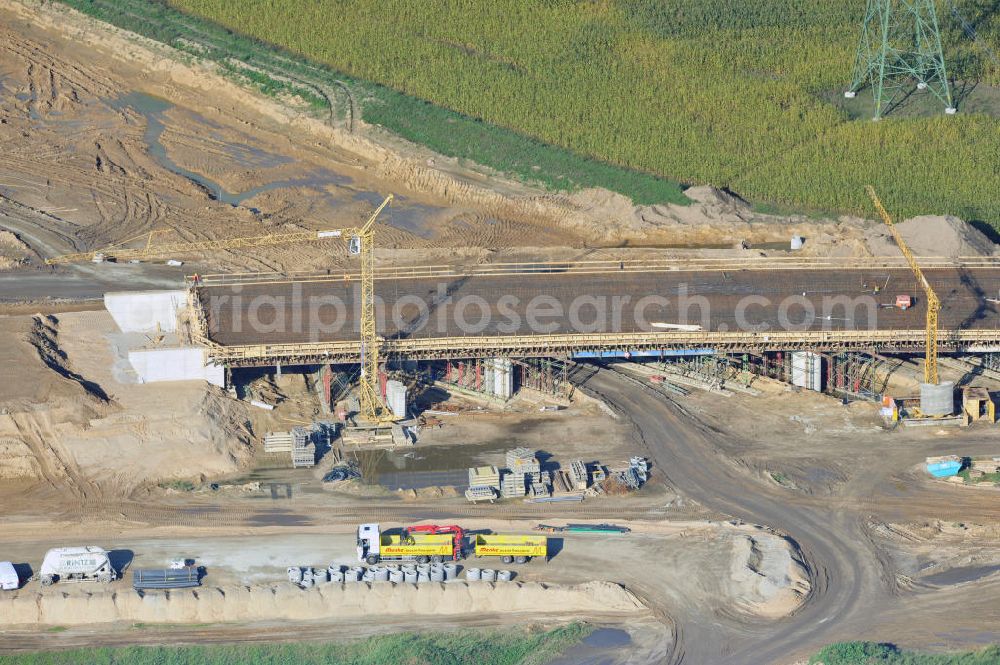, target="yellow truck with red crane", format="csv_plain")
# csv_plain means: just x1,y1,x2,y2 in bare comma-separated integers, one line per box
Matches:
356,524,548,565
